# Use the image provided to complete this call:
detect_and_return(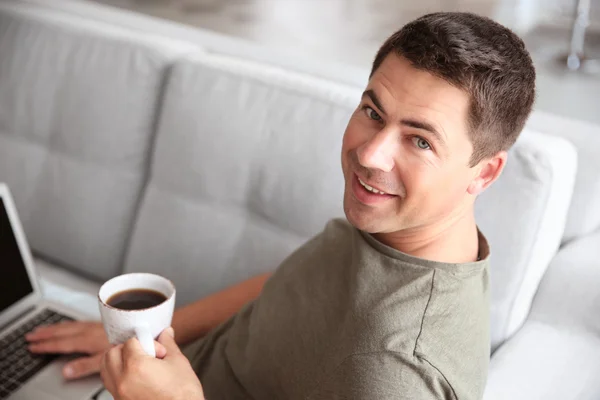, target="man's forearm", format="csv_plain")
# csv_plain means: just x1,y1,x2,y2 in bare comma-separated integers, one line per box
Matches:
172,272,272,346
